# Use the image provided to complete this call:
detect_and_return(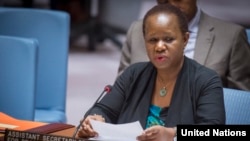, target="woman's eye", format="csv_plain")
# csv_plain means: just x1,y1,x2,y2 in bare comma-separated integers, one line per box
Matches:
148,38,157,43
164,37,173,42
